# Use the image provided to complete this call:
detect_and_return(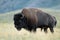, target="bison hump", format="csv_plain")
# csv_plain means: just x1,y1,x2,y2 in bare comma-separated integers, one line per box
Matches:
22,8,38,25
